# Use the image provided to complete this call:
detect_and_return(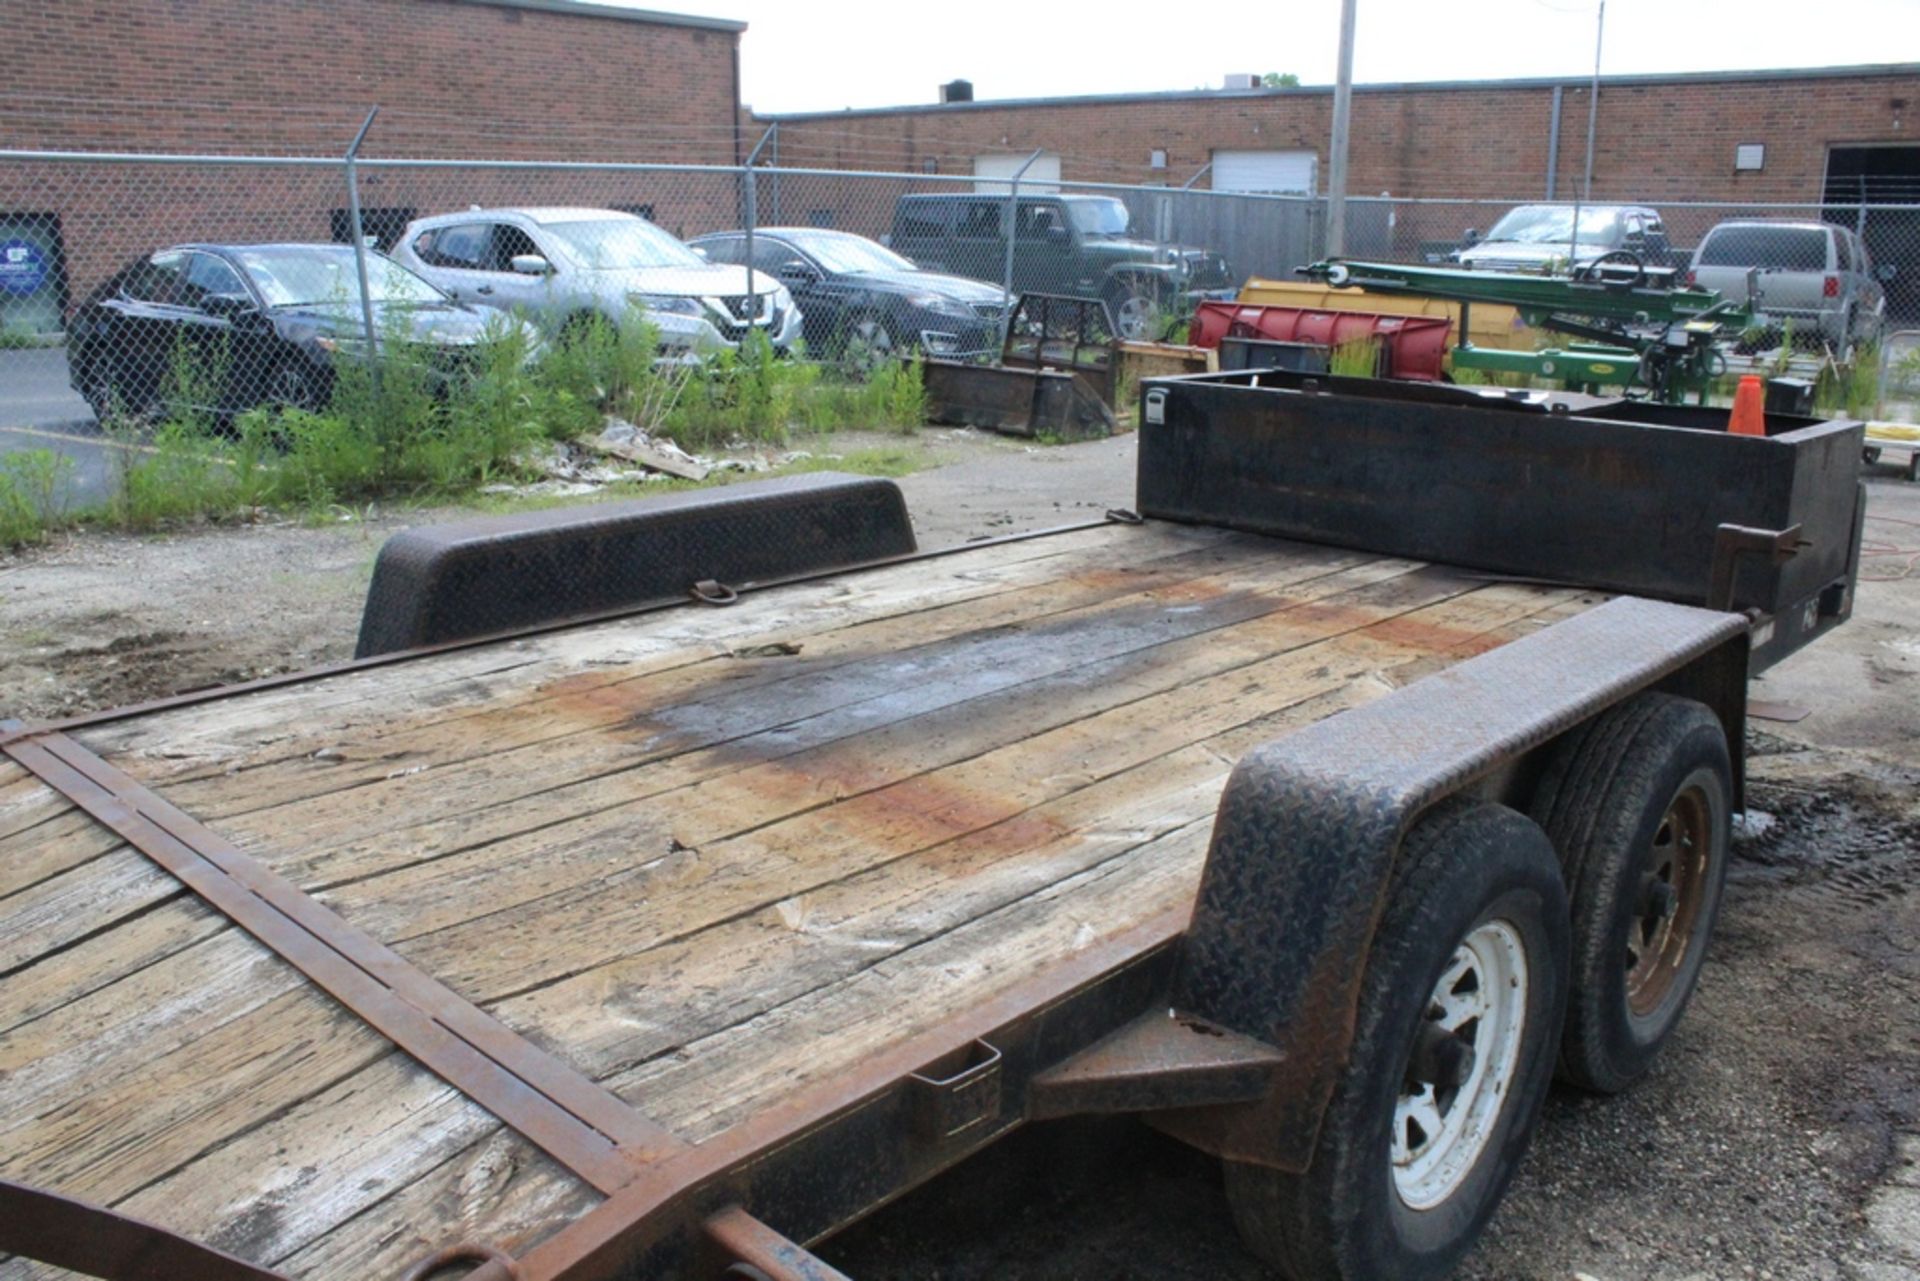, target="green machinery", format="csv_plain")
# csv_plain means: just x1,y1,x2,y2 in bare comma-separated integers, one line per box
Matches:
1298,257,1753,404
